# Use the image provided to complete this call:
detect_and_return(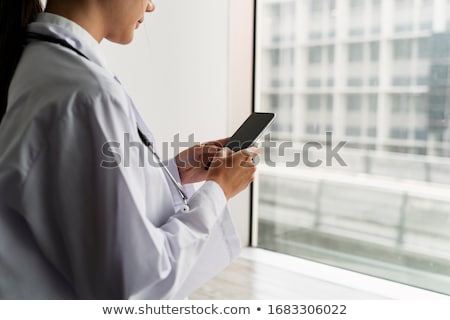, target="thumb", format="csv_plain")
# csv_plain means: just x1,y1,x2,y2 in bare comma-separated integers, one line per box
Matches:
242,147,260,157
237,147,260,160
